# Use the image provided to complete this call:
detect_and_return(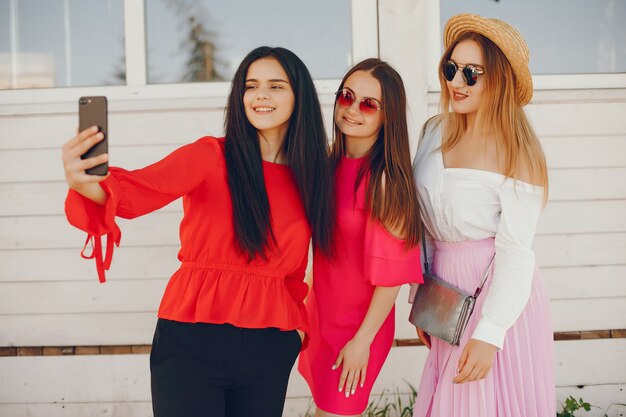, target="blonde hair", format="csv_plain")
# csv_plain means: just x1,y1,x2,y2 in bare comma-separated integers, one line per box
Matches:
440,32,548,202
